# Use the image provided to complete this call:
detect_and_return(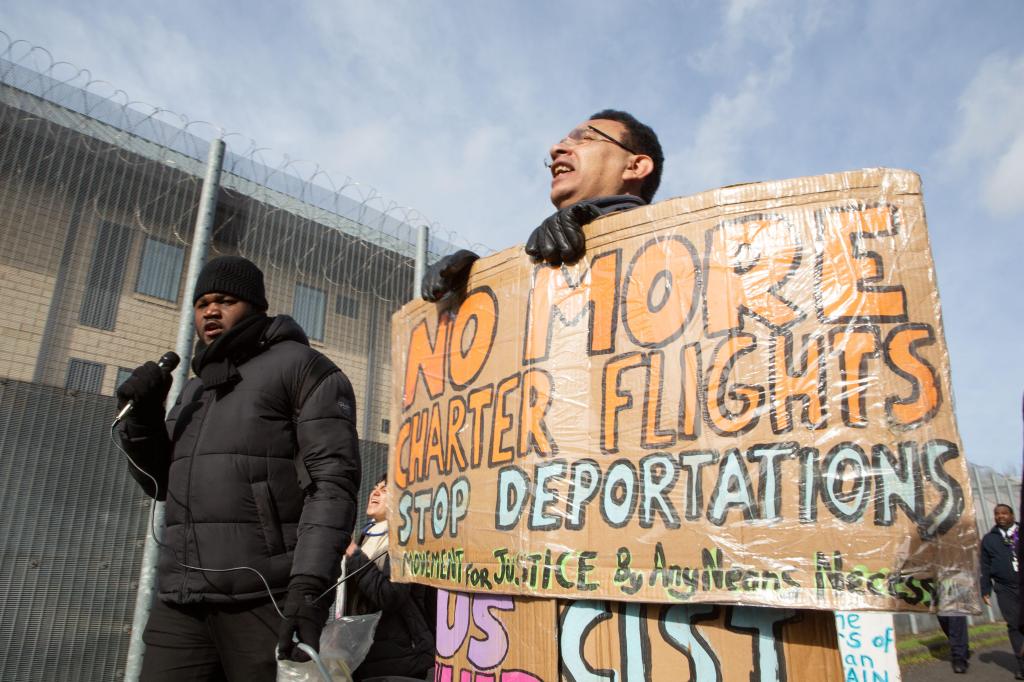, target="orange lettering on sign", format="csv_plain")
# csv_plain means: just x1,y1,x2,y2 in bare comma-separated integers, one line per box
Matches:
622,237,700,348
402,316,451,410
518,368,555,457
394,418,412,489
818,206,907,322
601,352,645,454
642,350,675,448
885,324,941,428
408,408,429,483
446,395,469,472
424,402,445,477
467,386,494,468
490,374,521,466
449,289,498,389
830,327,881,428
523,251,620,363
677,343,702,440
704,215,803,336
769,333,826,433
705,334,763,435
